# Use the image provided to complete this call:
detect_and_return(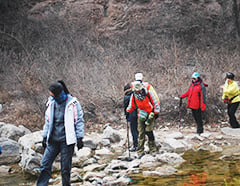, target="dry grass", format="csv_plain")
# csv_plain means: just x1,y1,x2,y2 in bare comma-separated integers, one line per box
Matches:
1,36,240,129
